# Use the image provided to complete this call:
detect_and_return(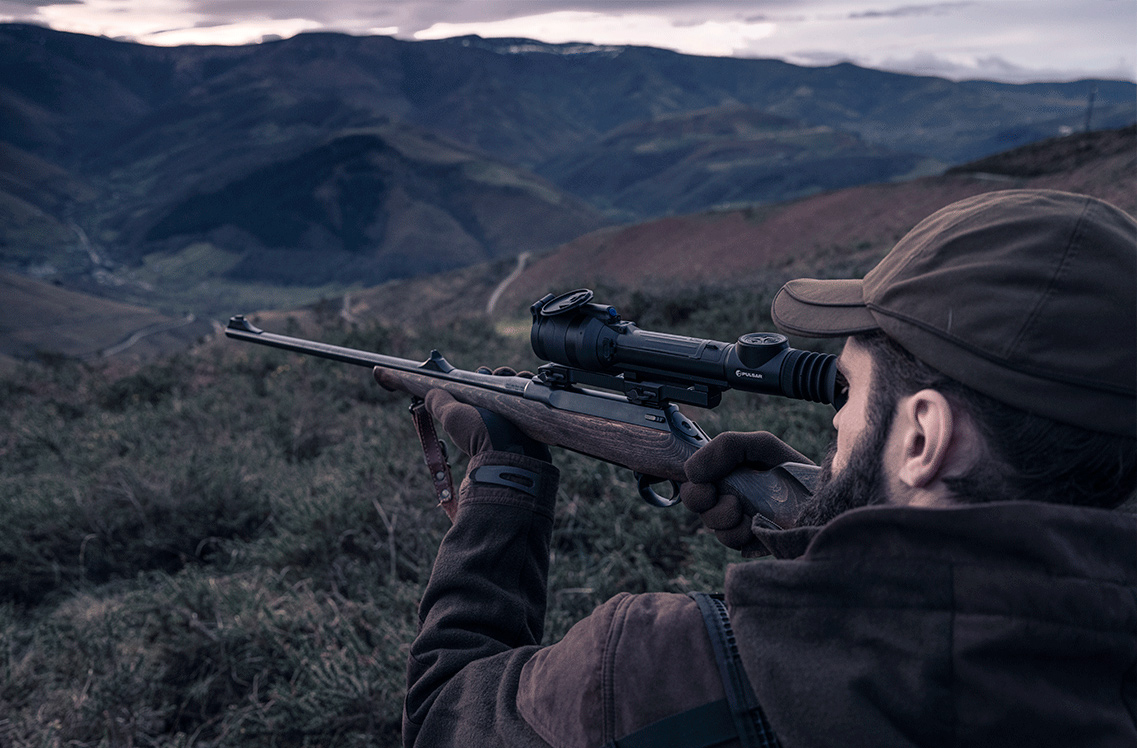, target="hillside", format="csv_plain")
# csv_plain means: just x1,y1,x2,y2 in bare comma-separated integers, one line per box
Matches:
1,23,1133,300
0,271,211,365
0,122,1133,748
945,124,1136,177
137,127,605,284
8,25,1129,174
341,126,1136,328
0,143,96,274
4,125,1130,366
538,105,940,219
